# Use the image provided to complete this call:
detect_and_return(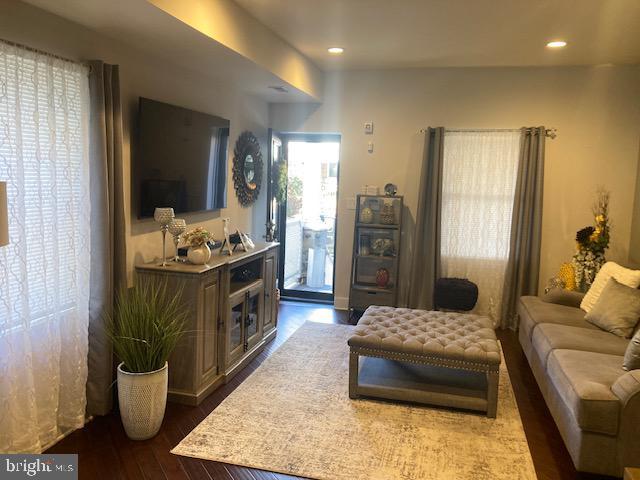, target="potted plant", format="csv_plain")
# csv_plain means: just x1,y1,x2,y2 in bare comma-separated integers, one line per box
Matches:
106,281,187,440
182,226,214,264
